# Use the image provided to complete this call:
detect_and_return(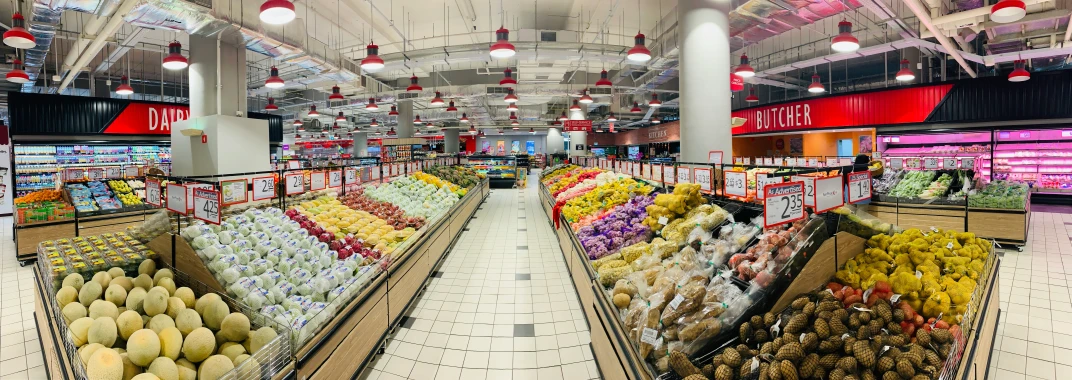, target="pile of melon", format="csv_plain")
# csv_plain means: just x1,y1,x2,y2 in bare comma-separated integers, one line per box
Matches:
56,259,279,380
